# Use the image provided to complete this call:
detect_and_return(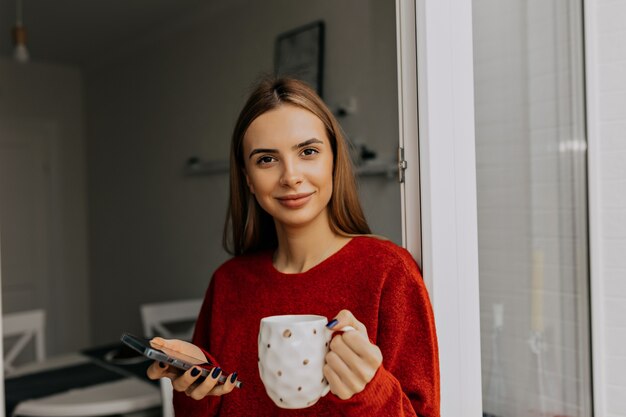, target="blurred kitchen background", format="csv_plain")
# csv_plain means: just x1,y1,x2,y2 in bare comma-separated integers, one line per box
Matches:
0,0,400,354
